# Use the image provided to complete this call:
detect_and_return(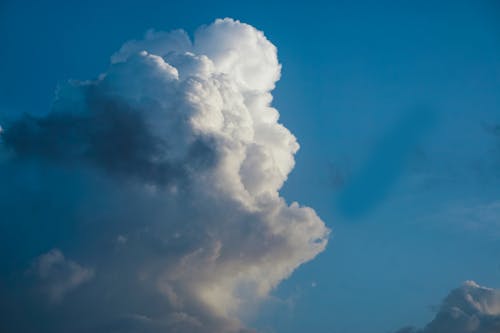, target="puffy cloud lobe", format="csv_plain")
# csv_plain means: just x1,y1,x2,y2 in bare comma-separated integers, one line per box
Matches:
0,18,329,332
395,281,500,333
31,249,94,303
